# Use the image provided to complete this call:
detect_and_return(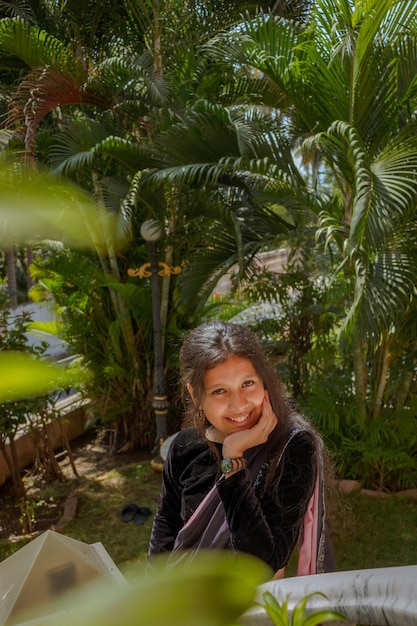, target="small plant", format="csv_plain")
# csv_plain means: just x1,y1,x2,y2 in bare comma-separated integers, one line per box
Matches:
18,498,47,534
260,590,347,626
